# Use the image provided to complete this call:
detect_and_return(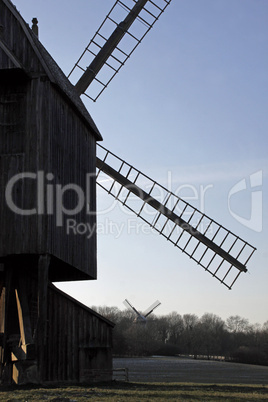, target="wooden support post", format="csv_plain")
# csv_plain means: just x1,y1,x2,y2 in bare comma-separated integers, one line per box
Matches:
2,266,13,370
16,277,33,346
9,268,38,384
37,254,50,382
14,275,35,361
0,267,5,378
